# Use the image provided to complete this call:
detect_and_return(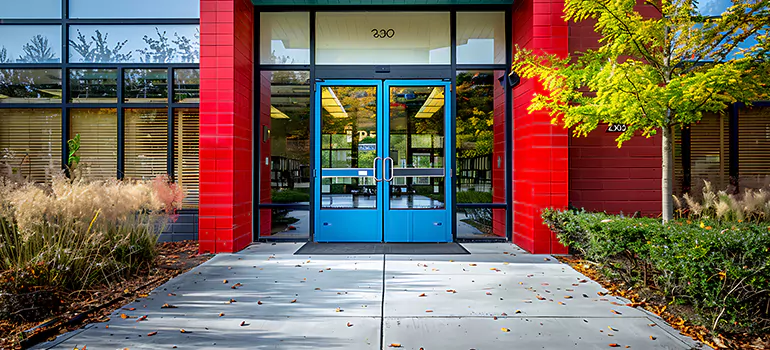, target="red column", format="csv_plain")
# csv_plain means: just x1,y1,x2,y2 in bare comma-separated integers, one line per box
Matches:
259,71,272,237
199,0,254,254
492,71,506,237
511,0,570,254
